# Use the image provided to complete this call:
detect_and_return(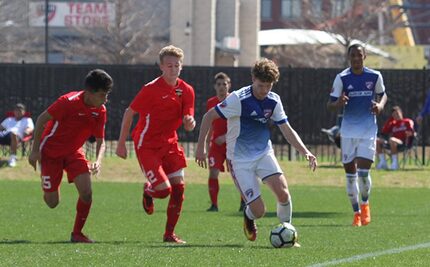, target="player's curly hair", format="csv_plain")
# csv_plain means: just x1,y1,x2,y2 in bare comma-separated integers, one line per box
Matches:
159,45,184,63
251,58,280,83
